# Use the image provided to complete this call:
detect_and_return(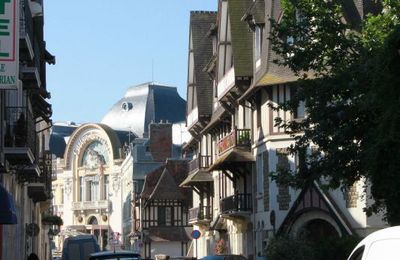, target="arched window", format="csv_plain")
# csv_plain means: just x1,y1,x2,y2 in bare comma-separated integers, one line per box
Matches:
88,216,98,225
